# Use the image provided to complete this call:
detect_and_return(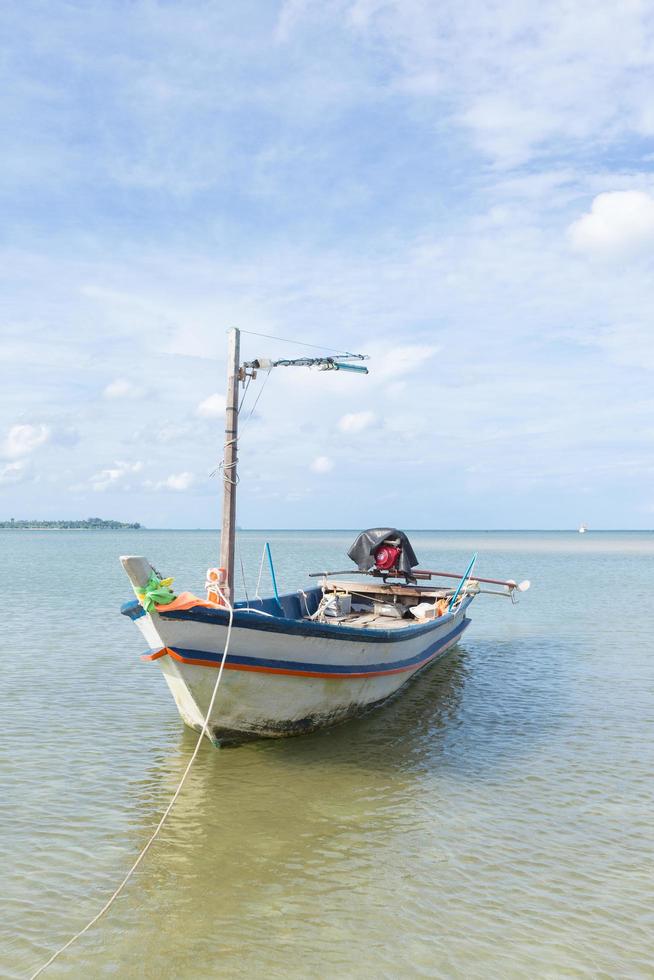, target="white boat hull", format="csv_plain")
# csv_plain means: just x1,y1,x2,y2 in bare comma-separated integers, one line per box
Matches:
121,580,472,744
